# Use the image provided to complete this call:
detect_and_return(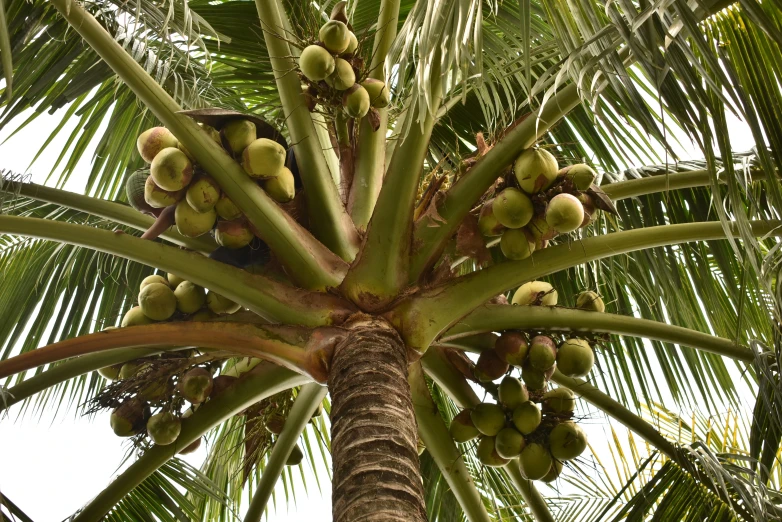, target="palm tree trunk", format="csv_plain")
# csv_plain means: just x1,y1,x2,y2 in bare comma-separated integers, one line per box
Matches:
328,316,427,522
